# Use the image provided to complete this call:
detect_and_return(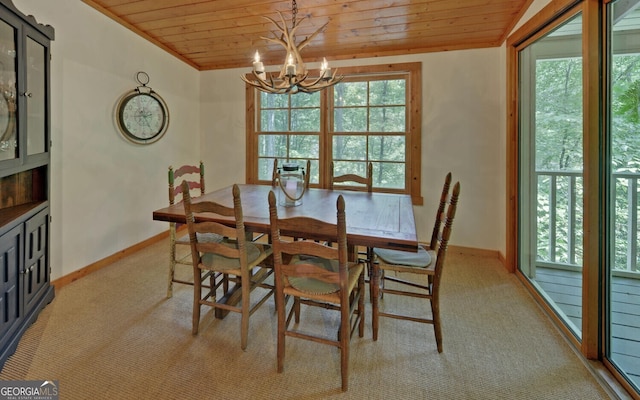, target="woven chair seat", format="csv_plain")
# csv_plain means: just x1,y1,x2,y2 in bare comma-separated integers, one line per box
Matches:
201,242,270,271
373,245,432,268
287,257,362,296
289,256,339,294
176,232,224,245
